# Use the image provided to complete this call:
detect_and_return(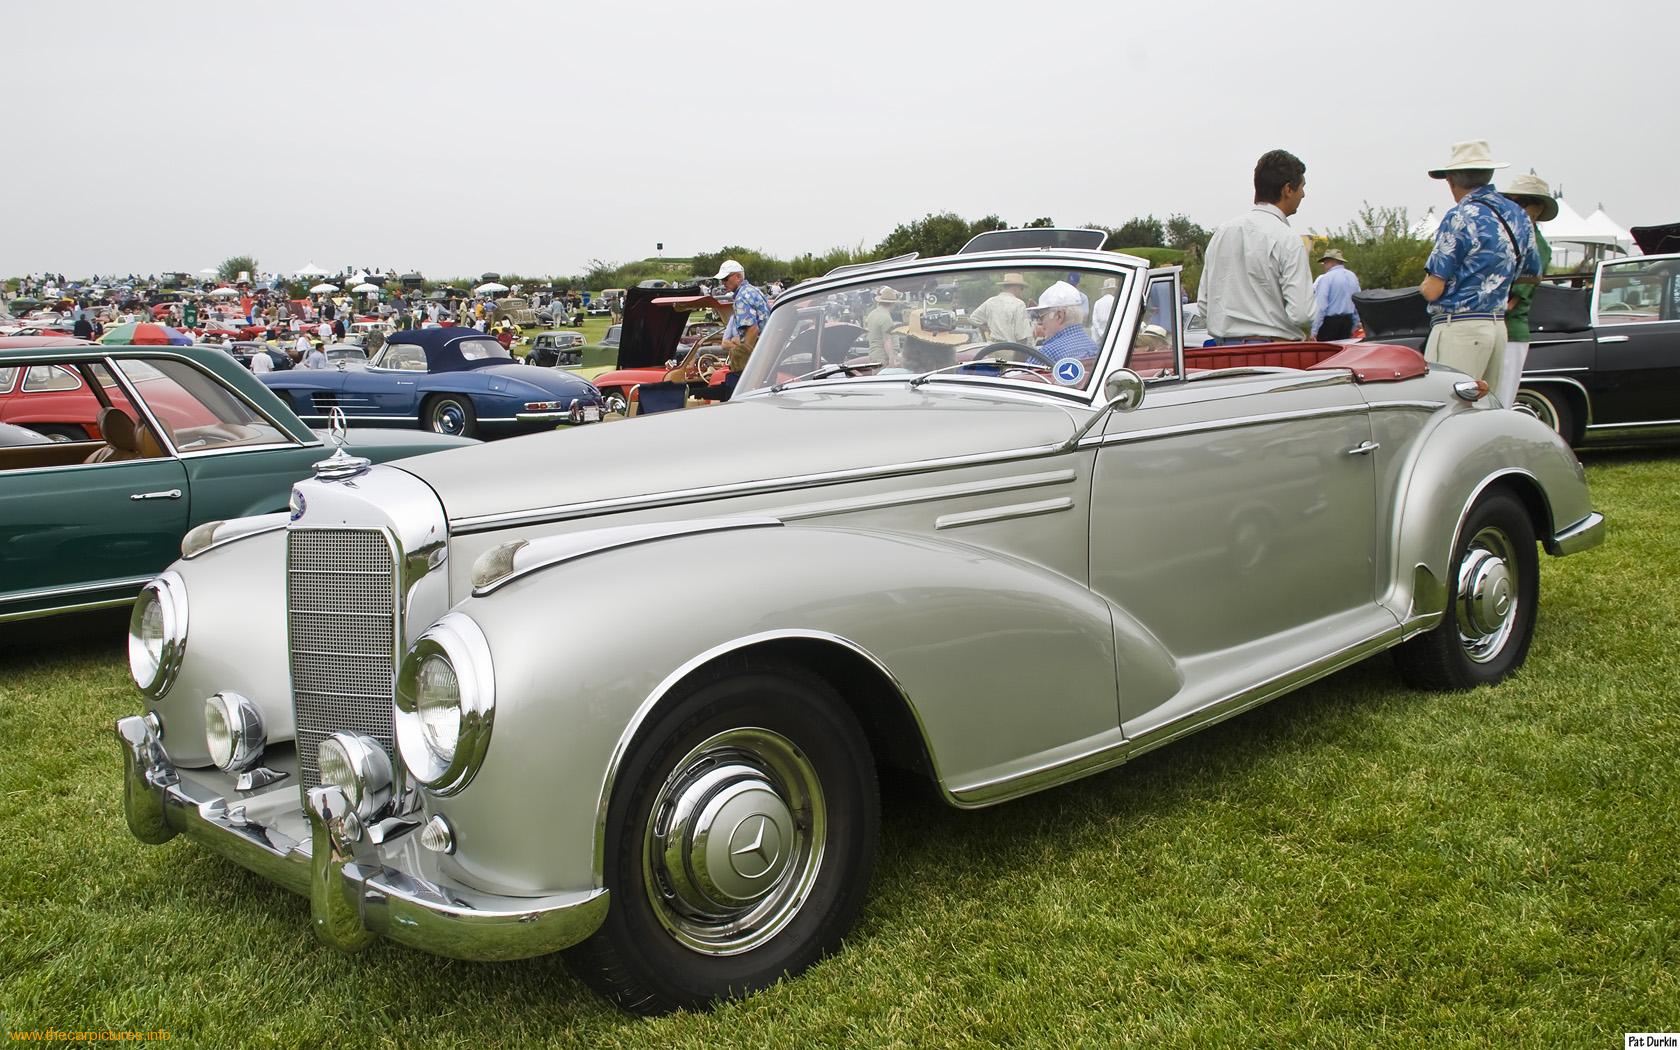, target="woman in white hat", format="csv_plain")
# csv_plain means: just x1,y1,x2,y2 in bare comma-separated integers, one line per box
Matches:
1498,173,1558,409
